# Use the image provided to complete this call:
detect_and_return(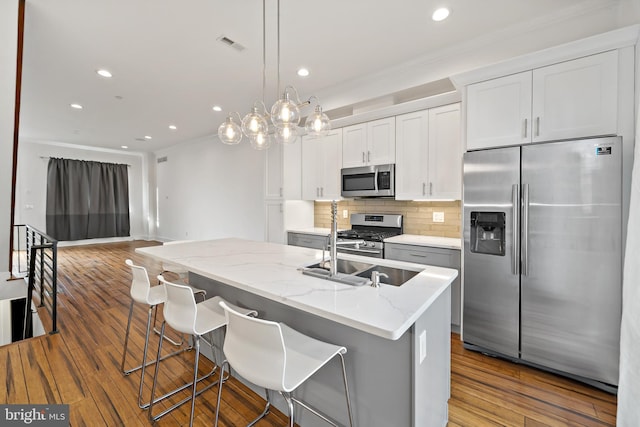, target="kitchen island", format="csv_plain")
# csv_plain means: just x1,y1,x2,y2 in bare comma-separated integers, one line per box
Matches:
137,238,457,427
